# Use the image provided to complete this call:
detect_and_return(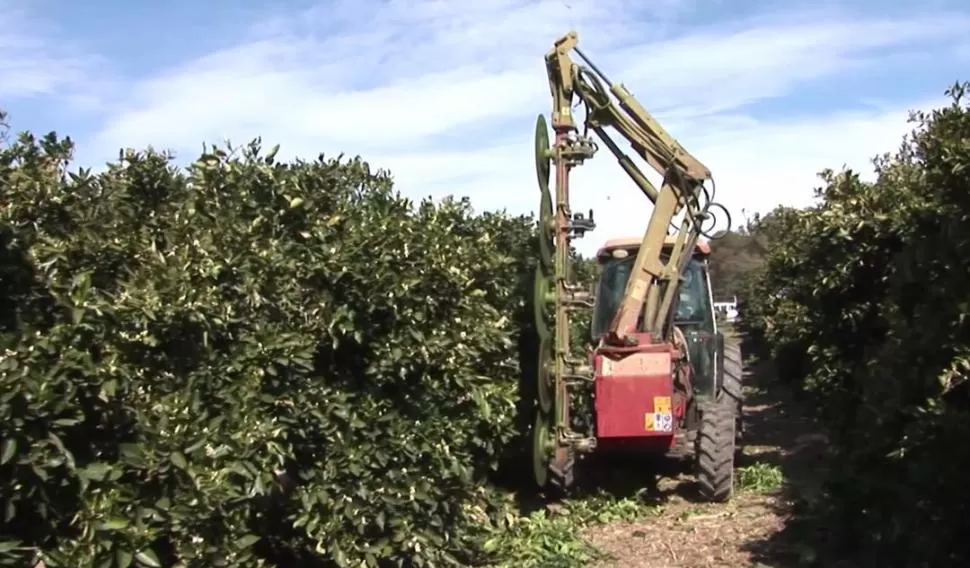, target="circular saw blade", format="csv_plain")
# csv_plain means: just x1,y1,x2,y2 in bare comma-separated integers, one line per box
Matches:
538,184,554,271
533,265,553,339
537,335,554,414
534,114,551,193
531,411,553,487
